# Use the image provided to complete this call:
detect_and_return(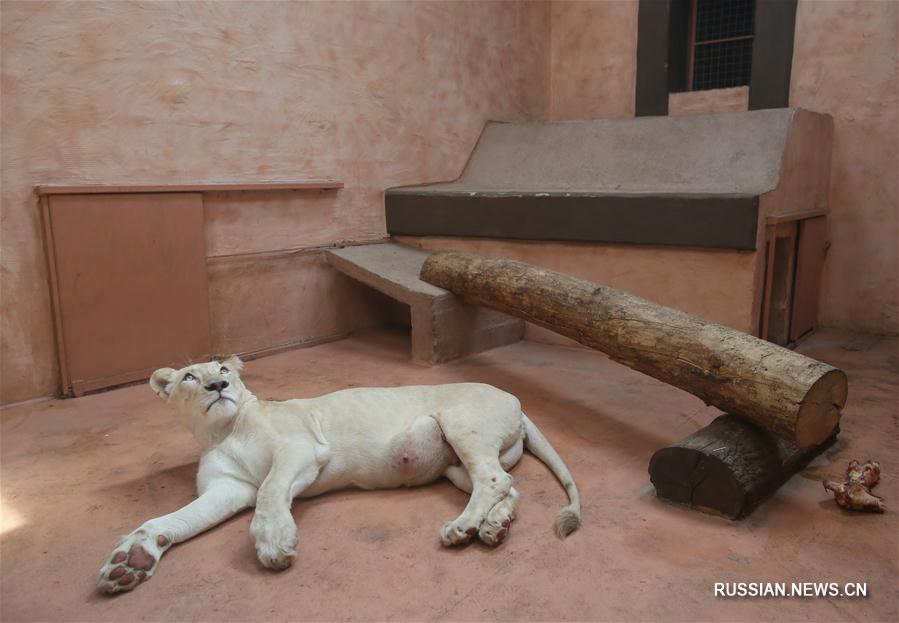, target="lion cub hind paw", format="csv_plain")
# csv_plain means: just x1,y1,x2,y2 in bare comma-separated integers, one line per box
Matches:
97,531,165,594
440,521,480,547
478,517,511,547
479,491,518,546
